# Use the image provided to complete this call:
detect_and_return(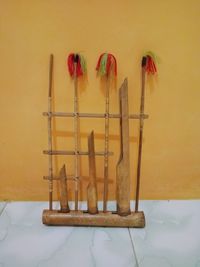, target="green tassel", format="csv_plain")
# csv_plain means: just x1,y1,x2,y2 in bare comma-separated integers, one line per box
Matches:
99,53,108,76
79,54,87,74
